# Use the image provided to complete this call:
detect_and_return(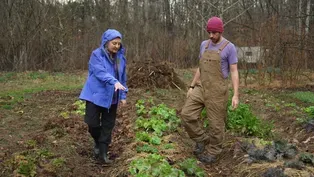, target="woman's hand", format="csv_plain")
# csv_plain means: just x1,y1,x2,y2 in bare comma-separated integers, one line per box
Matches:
120,100,127,107
114,82,126,92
